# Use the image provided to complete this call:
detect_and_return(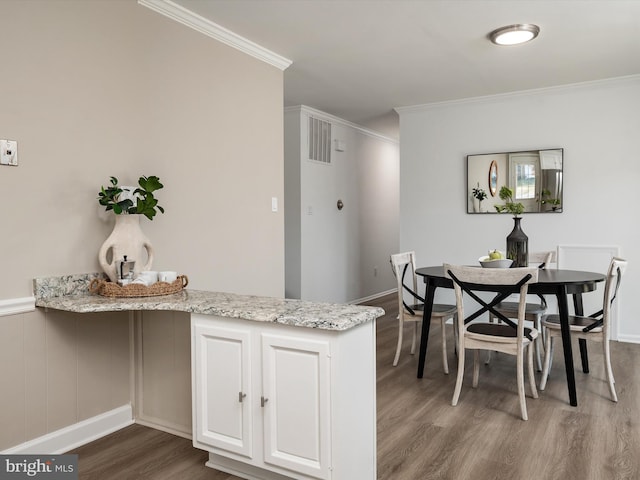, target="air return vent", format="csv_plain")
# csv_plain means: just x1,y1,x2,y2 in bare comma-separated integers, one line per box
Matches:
308,117,331,164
